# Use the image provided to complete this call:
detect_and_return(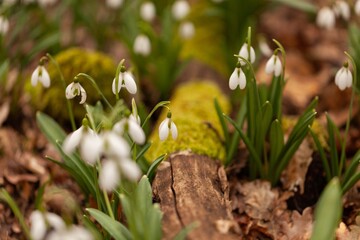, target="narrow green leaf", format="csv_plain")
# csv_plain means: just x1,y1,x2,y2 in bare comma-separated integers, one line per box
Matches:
342,172,360,194
136,176,153,215
146,154,166,183
144,203,162,240
269,119,284,172
342,149,360,185
0,189,32,240
36,111,67,147
173,221,200,240
224,114,263,175
326,114,339,177
87,208,132,240
311,178,342,240
214,98,229,146
309,128,331,182
135,142,152,162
